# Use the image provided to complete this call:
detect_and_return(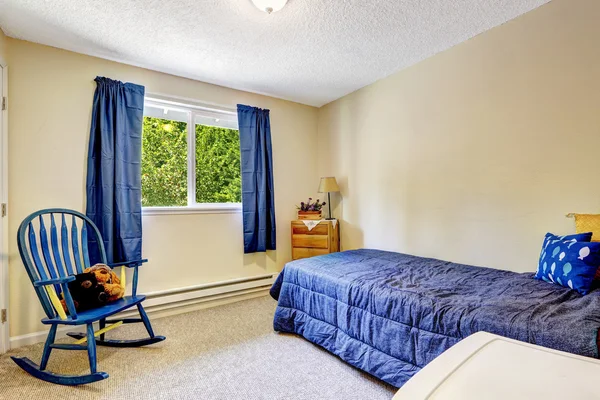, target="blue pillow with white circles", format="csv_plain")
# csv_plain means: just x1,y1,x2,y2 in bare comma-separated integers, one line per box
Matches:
534,232,600,295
